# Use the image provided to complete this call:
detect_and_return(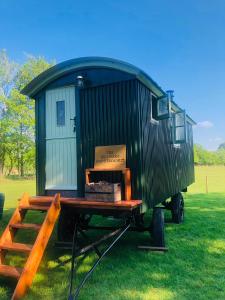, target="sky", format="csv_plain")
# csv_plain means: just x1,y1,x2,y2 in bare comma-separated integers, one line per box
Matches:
0,0,225,150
